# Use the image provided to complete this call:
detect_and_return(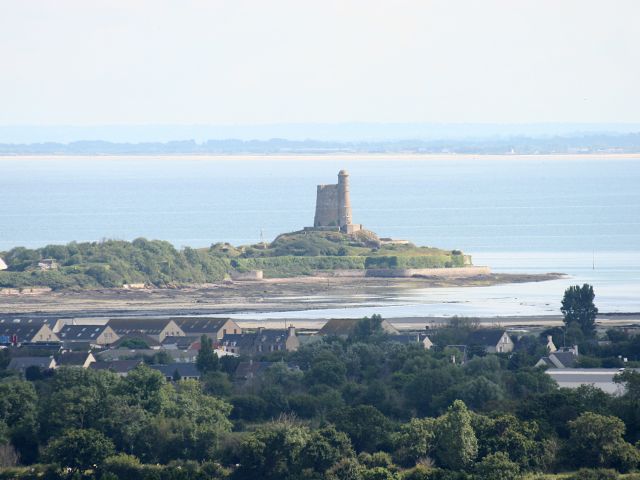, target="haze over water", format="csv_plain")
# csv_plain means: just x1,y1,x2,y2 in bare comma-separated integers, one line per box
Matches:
2,156,639,316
